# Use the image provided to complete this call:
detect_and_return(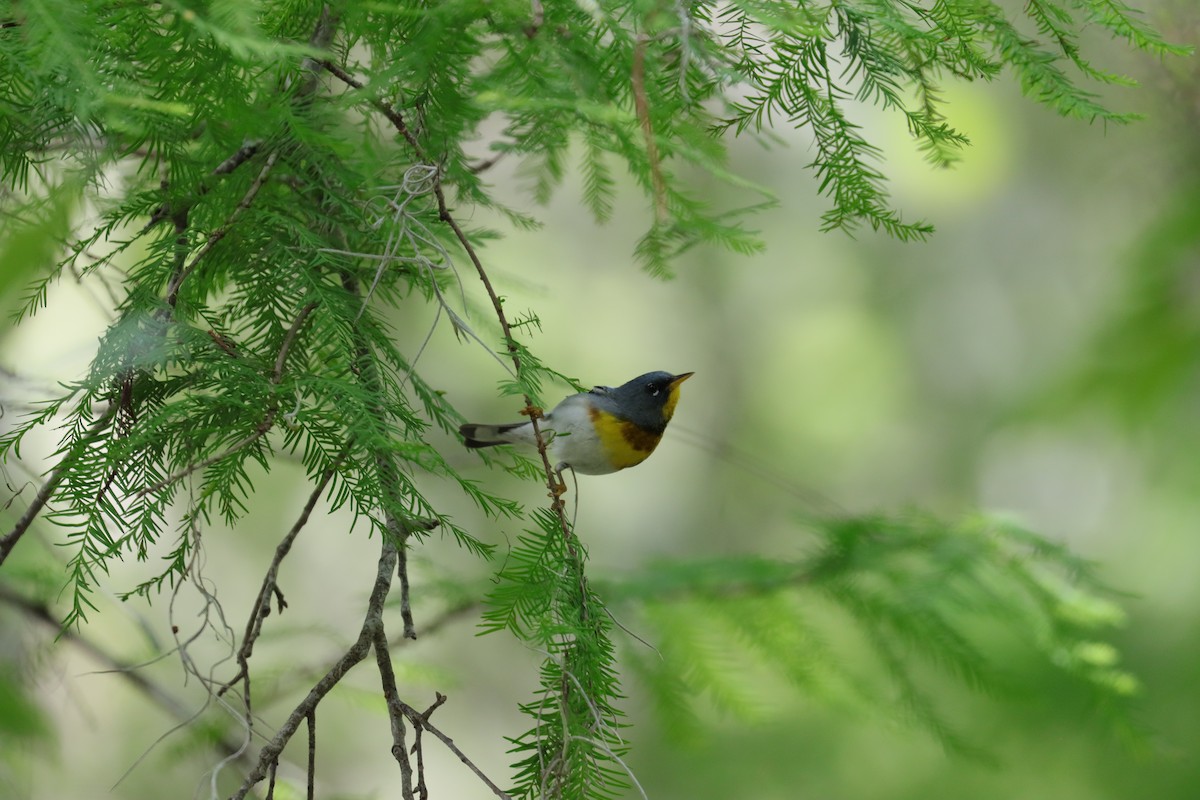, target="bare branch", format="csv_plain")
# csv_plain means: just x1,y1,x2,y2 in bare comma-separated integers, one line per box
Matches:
372,625,417,800
219,462,338,698
229,538,398,800
397,537,417,640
